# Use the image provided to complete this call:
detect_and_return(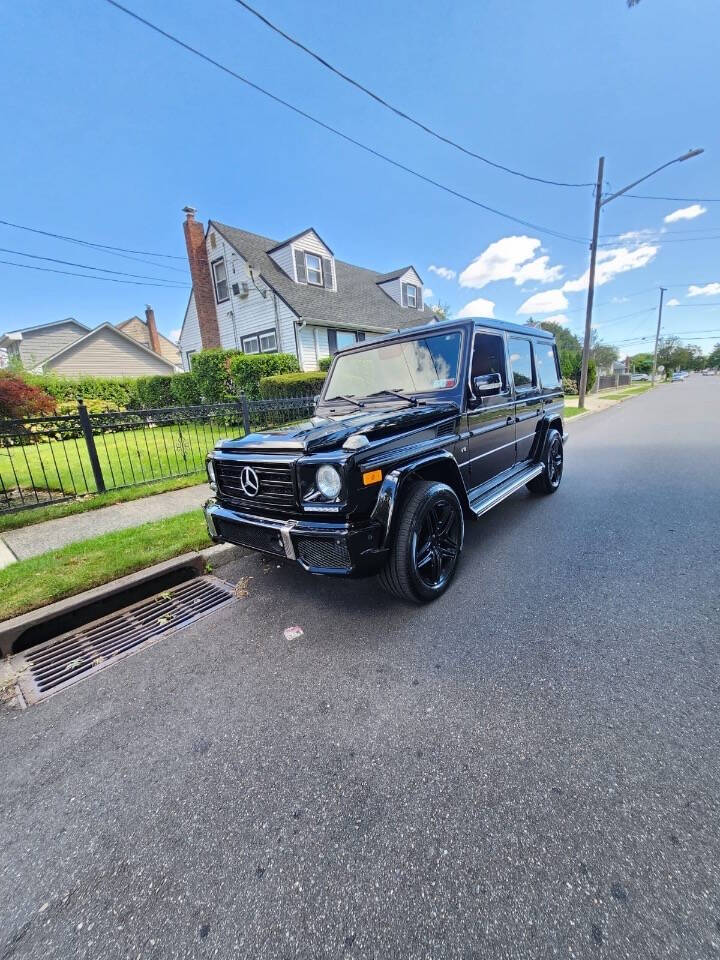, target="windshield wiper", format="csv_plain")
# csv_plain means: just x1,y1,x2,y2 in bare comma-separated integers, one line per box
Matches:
325,394,365,408
362,389,418,406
